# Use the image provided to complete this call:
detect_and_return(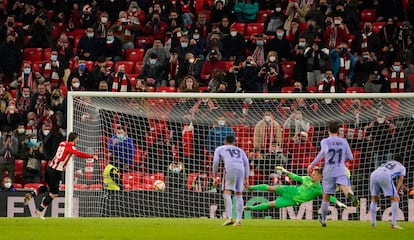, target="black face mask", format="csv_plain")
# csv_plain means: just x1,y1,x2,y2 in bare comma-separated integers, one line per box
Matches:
308,25,314,32
320,5,327,13
153,18,159,25
365,27,371,33
7,21,13,27
326,21,332,26
52,95,60,99
118,72,124,78
293,88,301,93
341,48,348,54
